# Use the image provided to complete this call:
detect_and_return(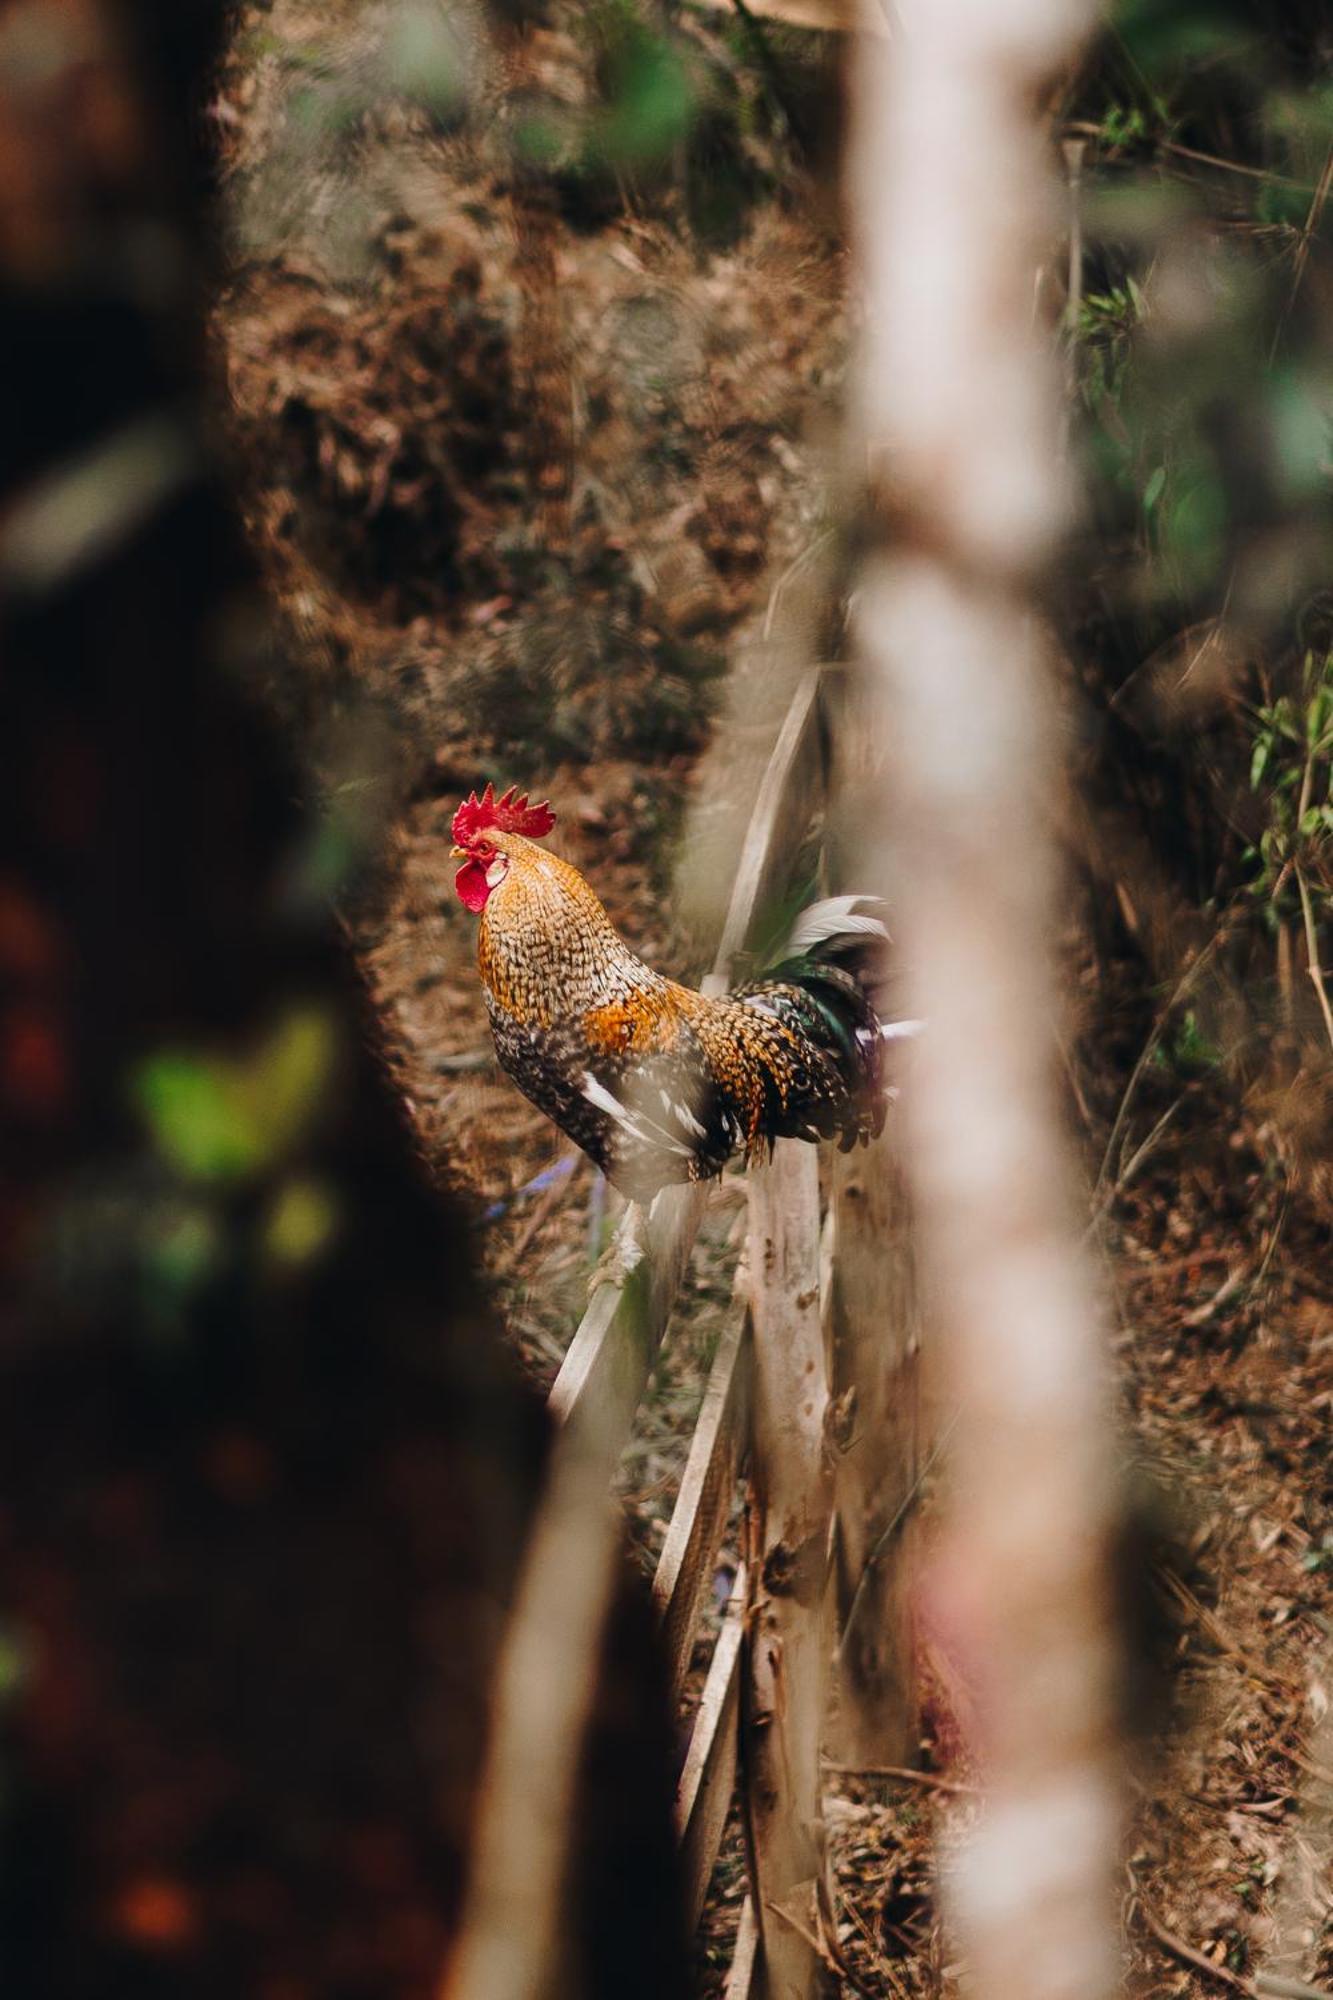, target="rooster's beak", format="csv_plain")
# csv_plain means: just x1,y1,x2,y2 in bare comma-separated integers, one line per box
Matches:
450,845,467,860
